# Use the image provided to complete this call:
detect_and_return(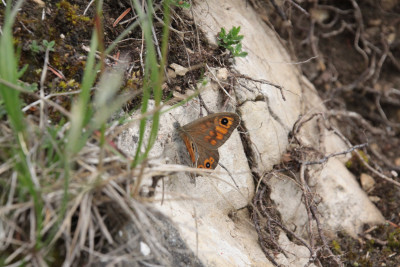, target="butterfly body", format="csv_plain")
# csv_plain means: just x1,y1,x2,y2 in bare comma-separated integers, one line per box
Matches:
178,112,240,169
